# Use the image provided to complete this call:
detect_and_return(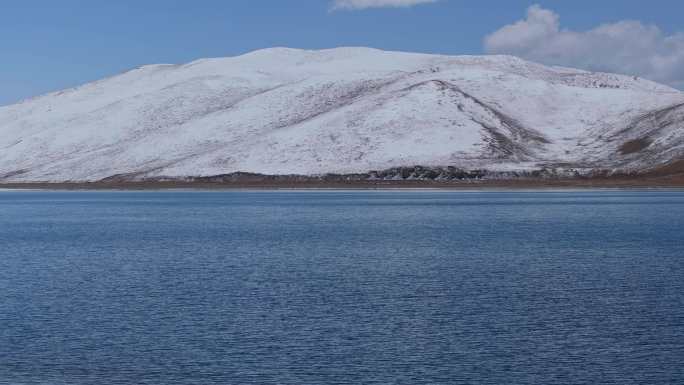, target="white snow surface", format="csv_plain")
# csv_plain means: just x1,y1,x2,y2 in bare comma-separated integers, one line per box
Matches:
1,47,683,182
